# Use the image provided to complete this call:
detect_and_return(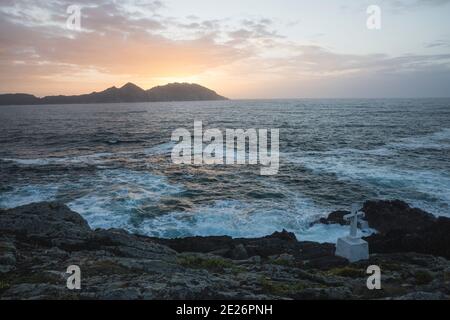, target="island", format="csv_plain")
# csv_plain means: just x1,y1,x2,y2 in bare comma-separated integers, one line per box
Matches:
0,82,228,105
